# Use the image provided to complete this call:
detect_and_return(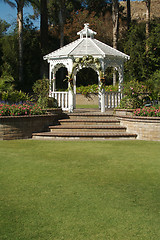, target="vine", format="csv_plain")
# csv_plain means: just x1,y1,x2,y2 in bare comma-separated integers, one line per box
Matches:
67,55,105,90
